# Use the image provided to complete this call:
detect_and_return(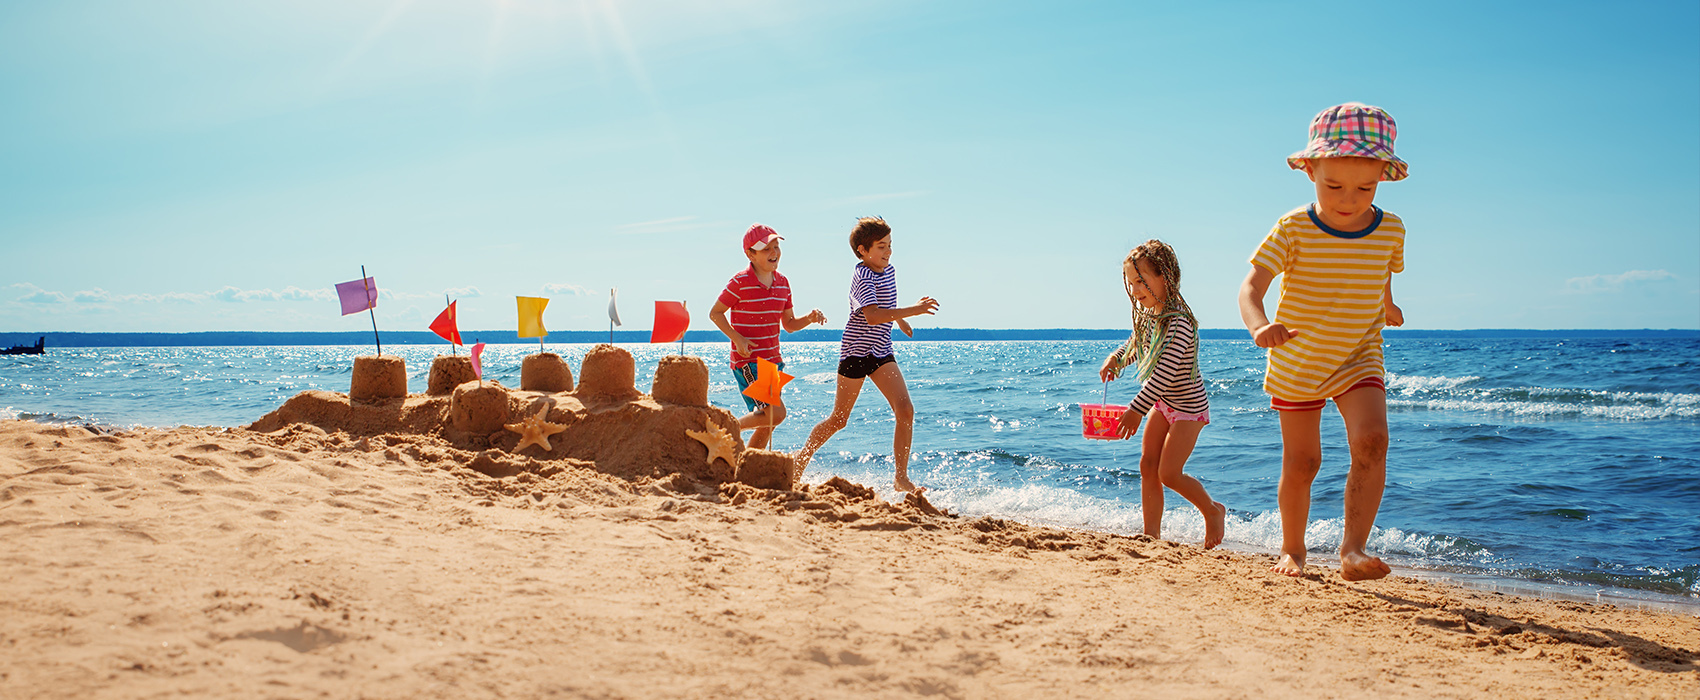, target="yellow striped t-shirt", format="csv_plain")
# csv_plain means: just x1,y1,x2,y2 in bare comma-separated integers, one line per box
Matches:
1250,205,1405,402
